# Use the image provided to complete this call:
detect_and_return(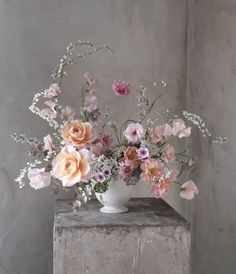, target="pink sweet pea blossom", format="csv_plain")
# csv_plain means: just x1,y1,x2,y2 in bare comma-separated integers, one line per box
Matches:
43,134,54,152
60,106,76,121
44,83,61,98
42,100,57,118
172,119,191,138
123,123,145,144
151,180,172,198
162,144,176,161
84,72,97,86
84,90,98,112
112,80,131,96
180,180,198,200
28,168,51,190
150,123,172,144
